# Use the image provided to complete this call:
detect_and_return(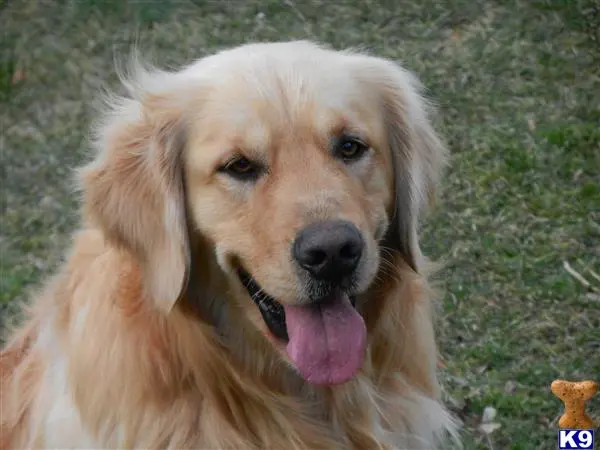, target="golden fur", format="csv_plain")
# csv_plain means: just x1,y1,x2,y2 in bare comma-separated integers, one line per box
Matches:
1,41,458,449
